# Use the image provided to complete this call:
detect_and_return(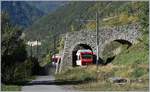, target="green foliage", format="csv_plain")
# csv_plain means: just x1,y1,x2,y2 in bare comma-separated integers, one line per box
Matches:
131,67,148,78
1,12,35,84
1,85,21,91
40,54,51,67
111,34,148,81
70,25,76,32
13,59,33,82
100,1,149,31
100,13,139,27
57,36,65,51
30,57,43,75
2,1,44,28
112,31,148,66
1,12,26,60
85,21,96,30
113,41,148,65
138,2,149,34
